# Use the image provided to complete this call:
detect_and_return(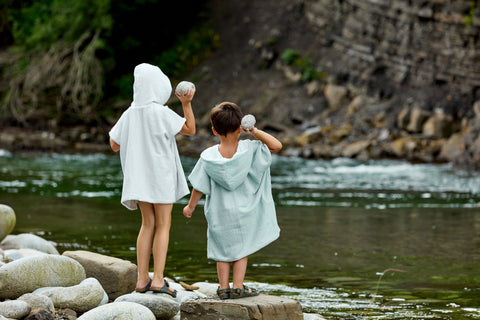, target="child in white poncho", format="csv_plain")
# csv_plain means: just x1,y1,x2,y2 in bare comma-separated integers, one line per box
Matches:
183,102,282,299
109,63,195,297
